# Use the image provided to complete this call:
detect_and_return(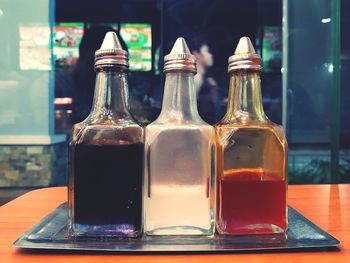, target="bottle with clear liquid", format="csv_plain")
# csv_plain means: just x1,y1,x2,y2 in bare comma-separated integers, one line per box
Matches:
215,37,288,235
68,32,144,238
144,38,216,235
